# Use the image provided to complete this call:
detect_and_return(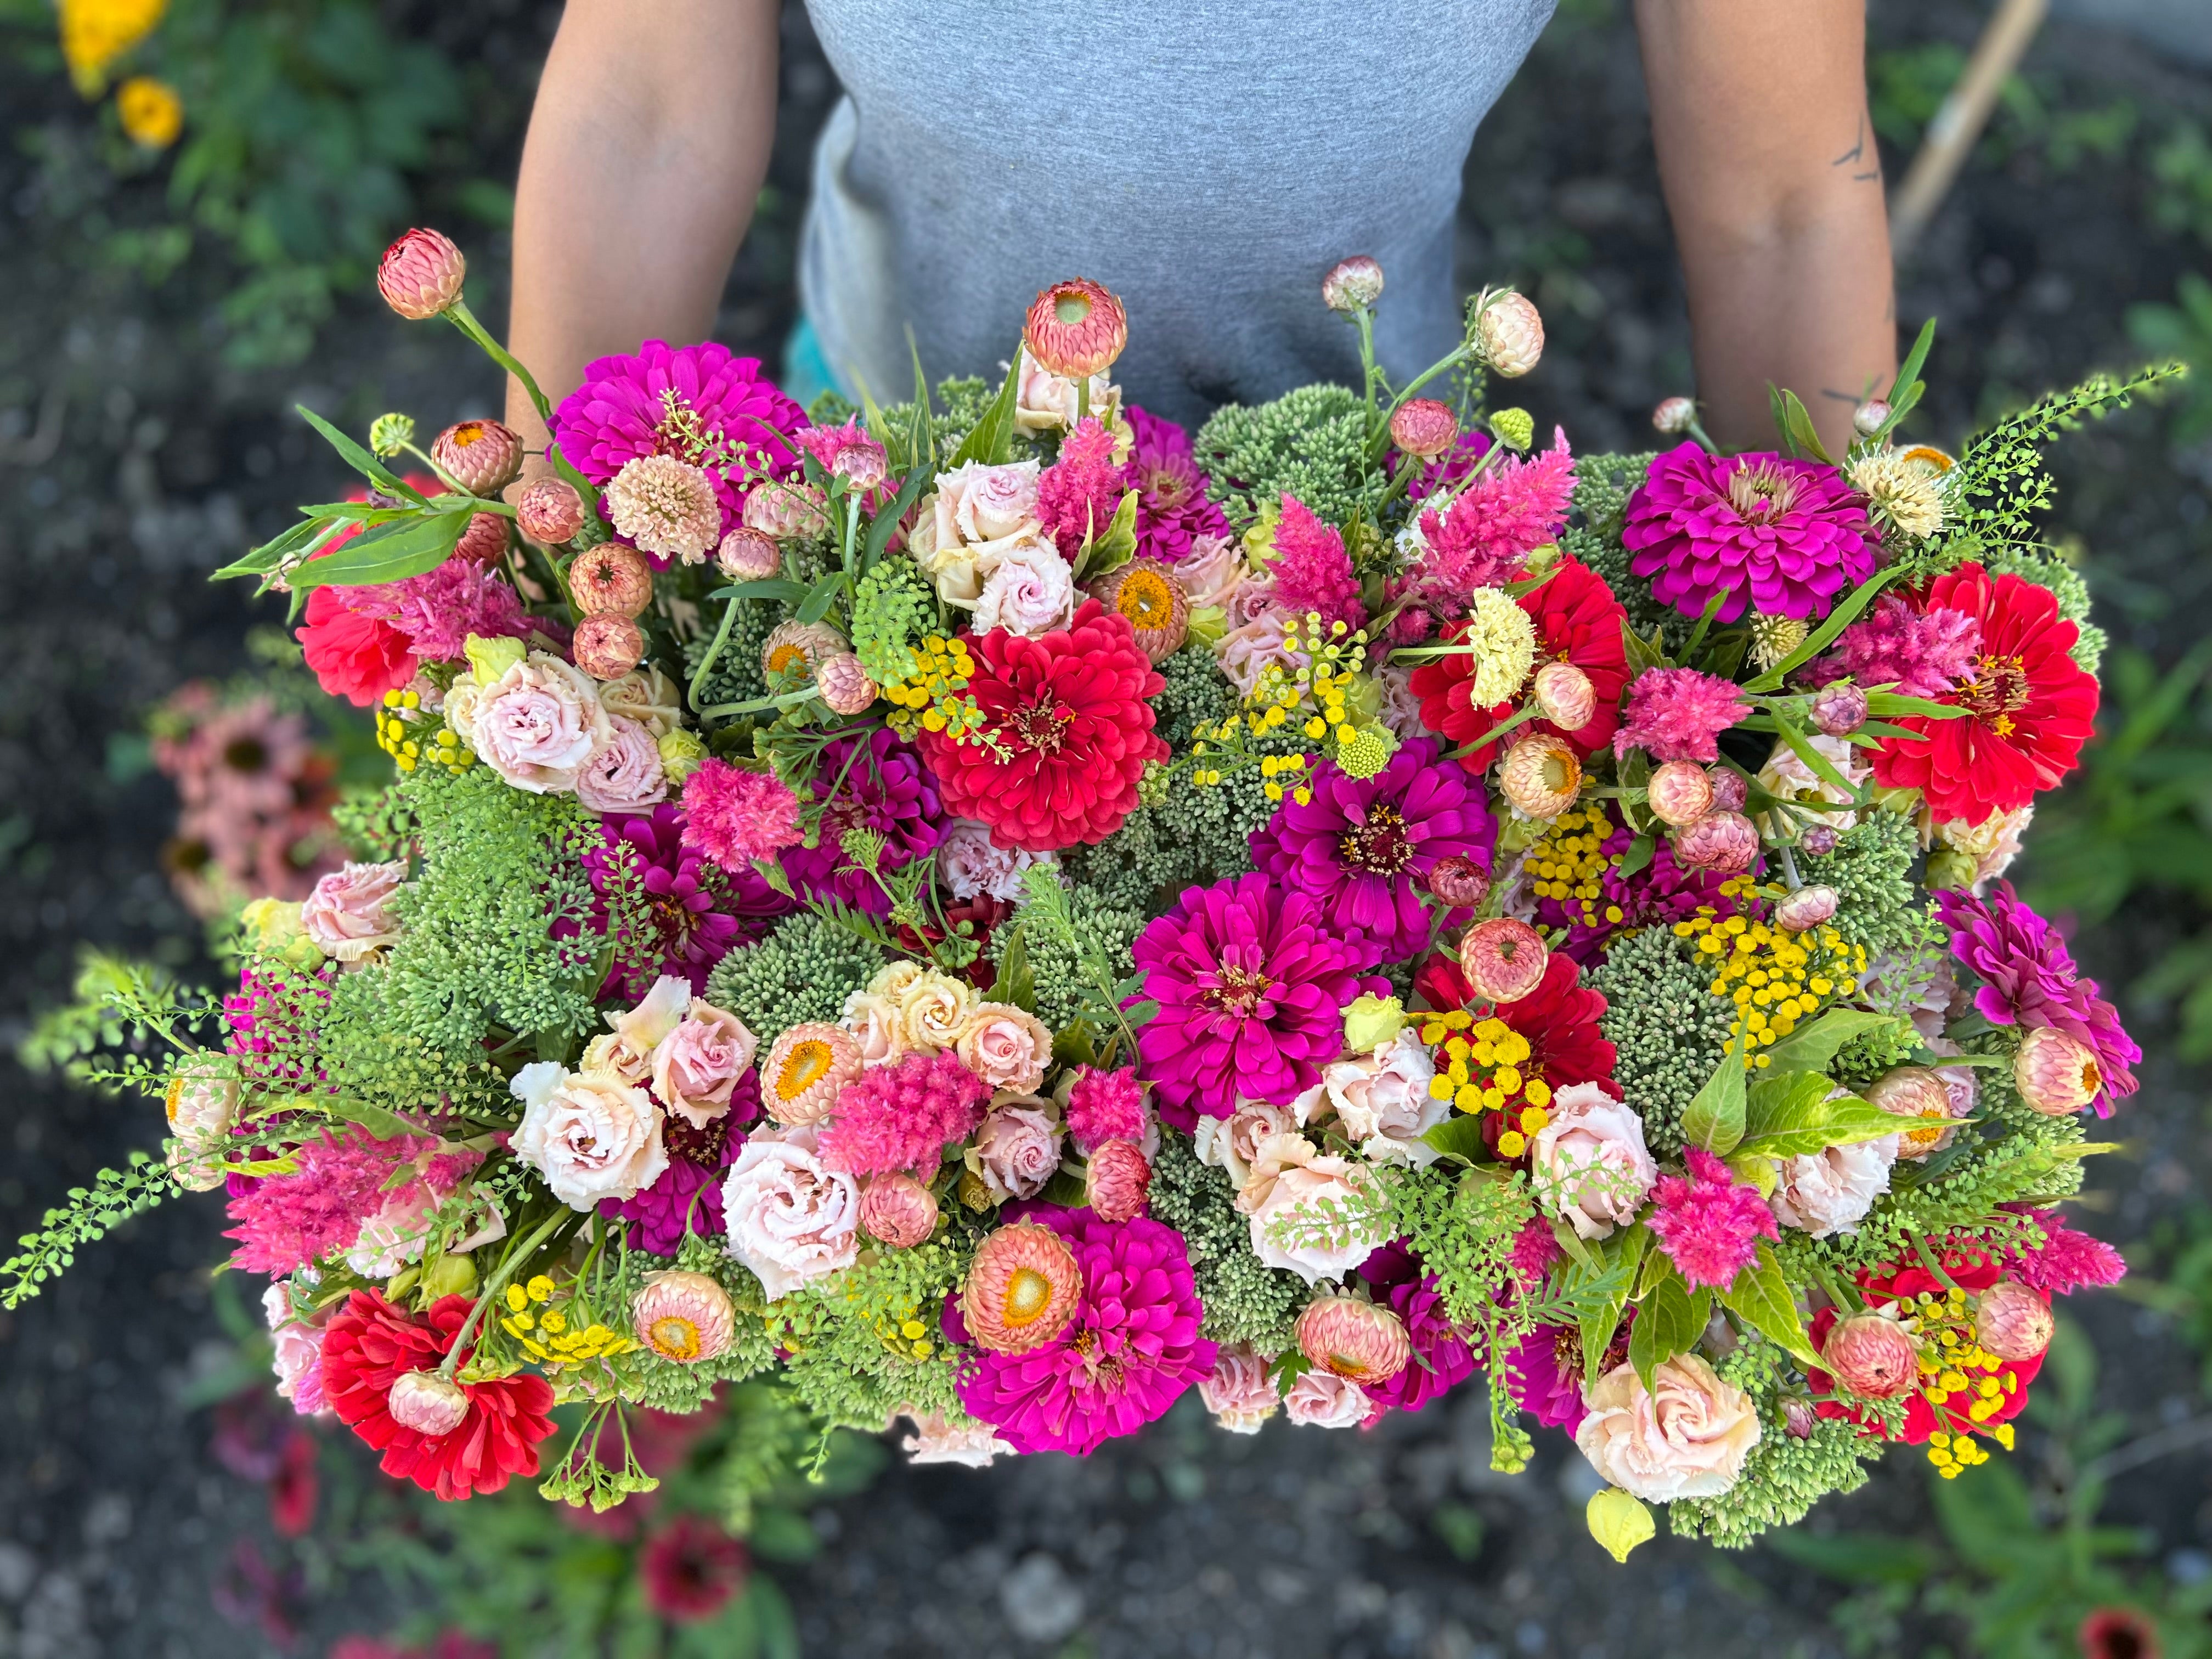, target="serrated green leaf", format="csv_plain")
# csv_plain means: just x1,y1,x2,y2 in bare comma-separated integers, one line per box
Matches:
1621,619,1667,676
1075,488,1138,584
287,511,473,590
1716,1241,1820,1367
1629,1266,1706,1391
1579,1224,1647,1382
1759,1007,1899,1076
1680,1034,1748,1154
990,928,1036,1014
